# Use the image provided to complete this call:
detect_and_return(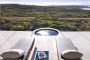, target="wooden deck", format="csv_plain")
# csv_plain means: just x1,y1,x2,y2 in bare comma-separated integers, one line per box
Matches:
0,31,90,60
